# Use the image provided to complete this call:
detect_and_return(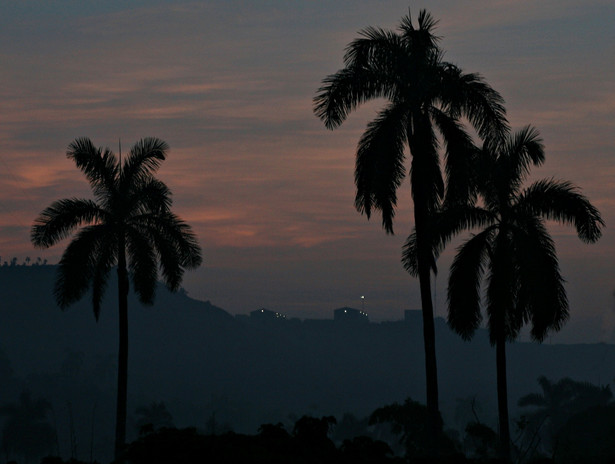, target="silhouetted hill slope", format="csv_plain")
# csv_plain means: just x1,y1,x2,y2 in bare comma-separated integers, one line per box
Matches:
0,264,234,374
1,264,614,438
